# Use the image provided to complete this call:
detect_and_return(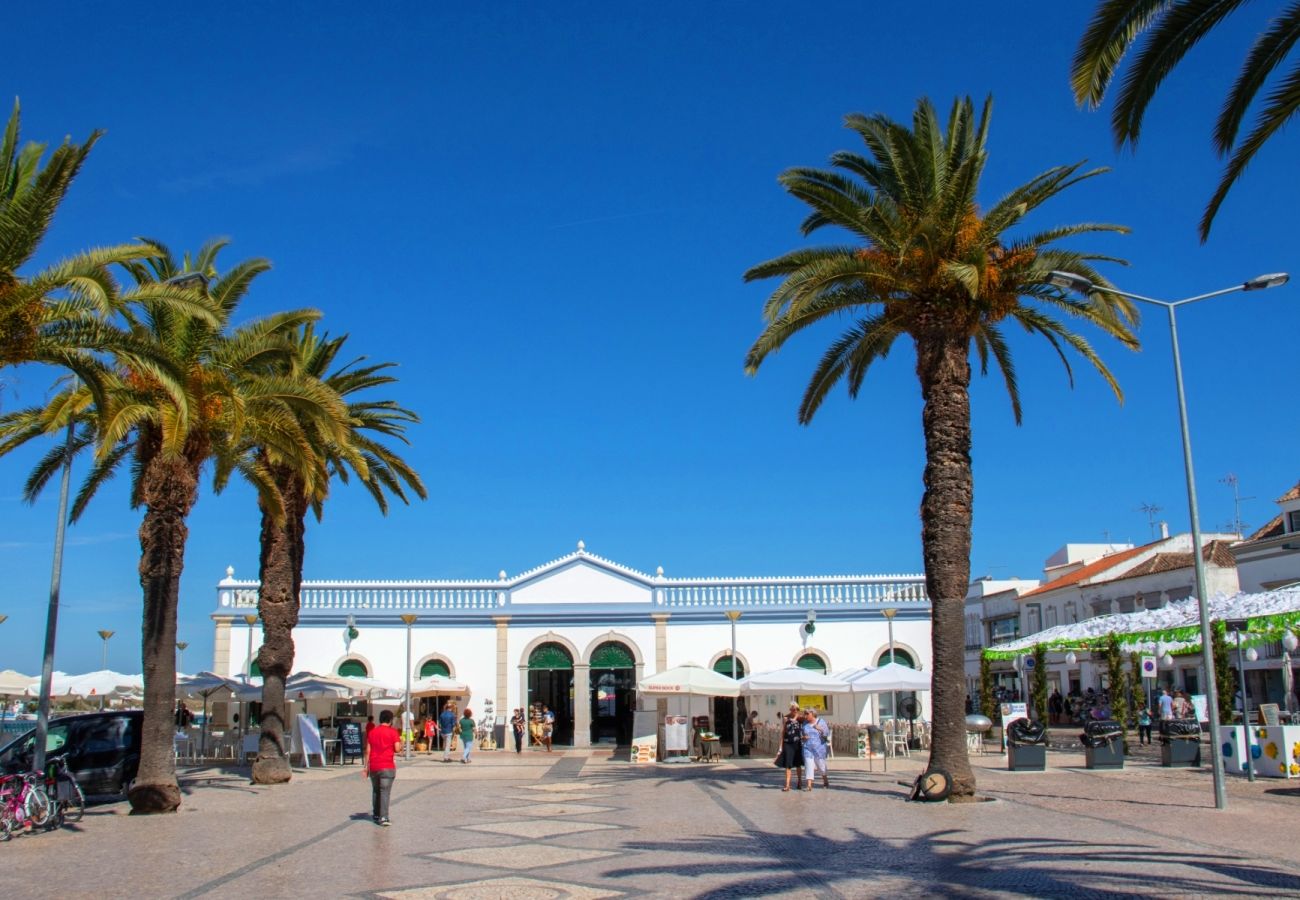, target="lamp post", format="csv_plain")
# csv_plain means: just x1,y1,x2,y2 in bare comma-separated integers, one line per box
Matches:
1225,619,1254,782
243,614,258,737
882,608,898,771
97,630,115,711
725,610,742,758
400,614,418,761
176,641,188,675
1049,269,1288,810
